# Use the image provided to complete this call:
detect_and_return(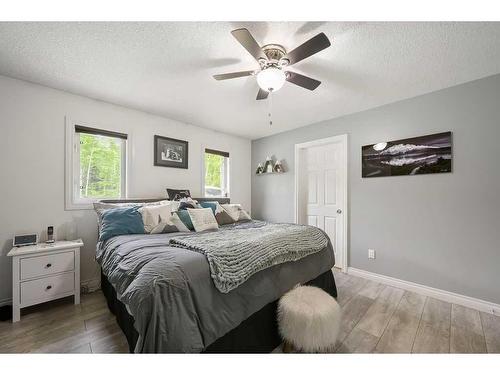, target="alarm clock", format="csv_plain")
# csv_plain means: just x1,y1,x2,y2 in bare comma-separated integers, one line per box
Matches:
13,234,38,247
